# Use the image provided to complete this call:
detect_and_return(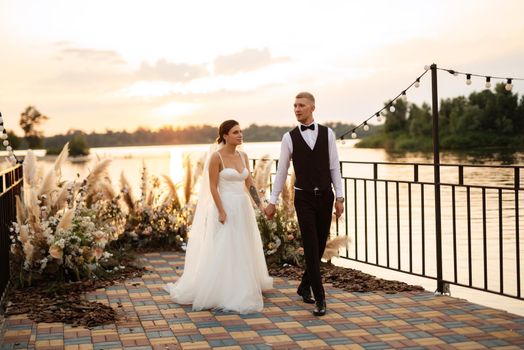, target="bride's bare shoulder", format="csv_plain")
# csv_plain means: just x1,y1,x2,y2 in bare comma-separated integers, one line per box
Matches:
239,150,249,159
238,150,249,162
208,152,222,165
